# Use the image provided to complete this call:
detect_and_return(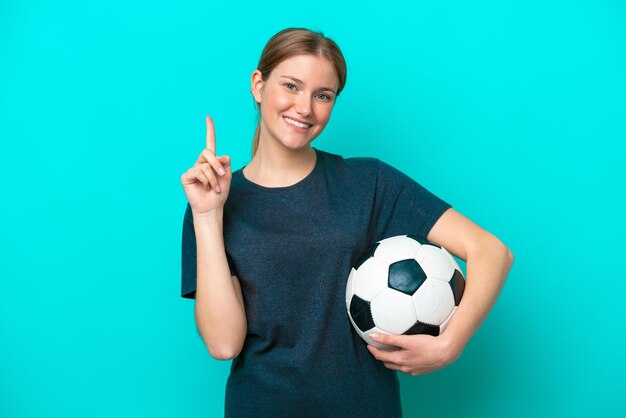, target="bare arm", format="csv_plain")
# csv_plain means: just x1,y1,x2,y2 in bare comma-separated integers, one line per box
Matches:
426,208,514,360
364,207,514,376
193,208,247,360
